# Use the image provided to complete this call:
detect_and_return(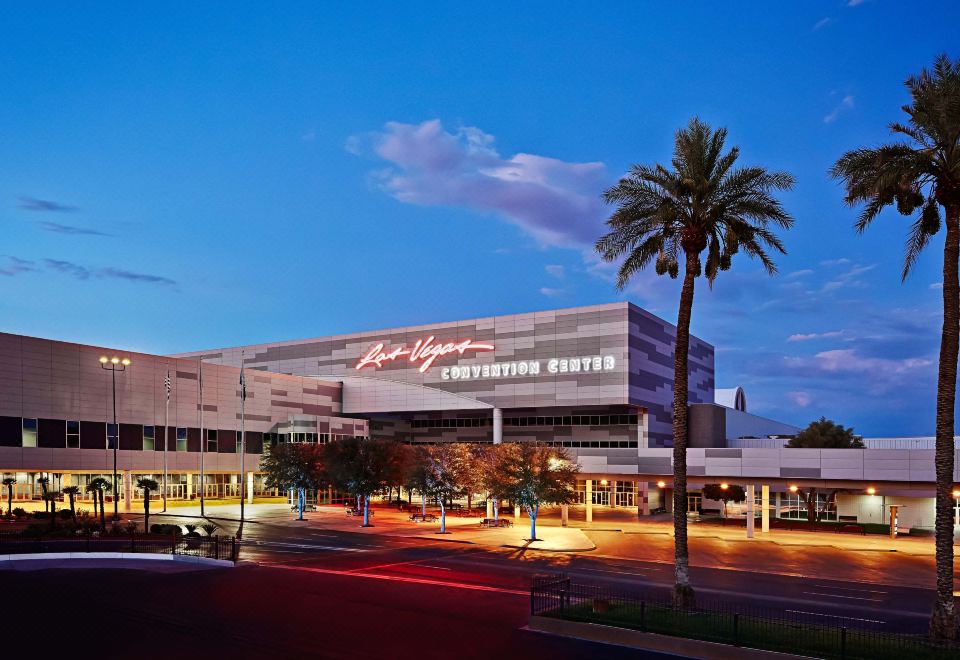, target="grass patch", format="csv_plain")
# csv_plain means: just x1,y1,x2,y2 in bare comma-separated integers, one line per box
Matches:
546,600,955,659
